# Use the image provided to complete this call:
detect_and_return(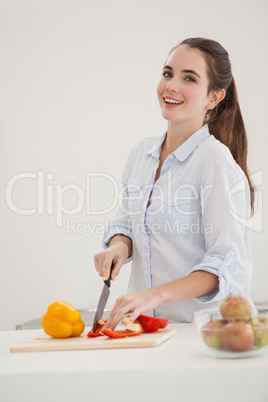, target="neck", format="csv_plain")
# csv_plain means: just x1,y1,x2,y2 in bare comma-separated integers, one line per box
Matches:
164,120,204,154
